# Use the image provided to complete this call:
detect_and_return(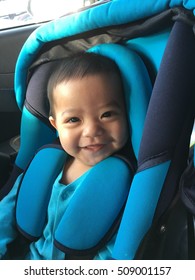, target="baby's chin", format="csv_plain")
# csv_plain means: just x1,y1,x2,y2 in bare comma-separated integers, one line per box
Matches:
82,153,114,167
